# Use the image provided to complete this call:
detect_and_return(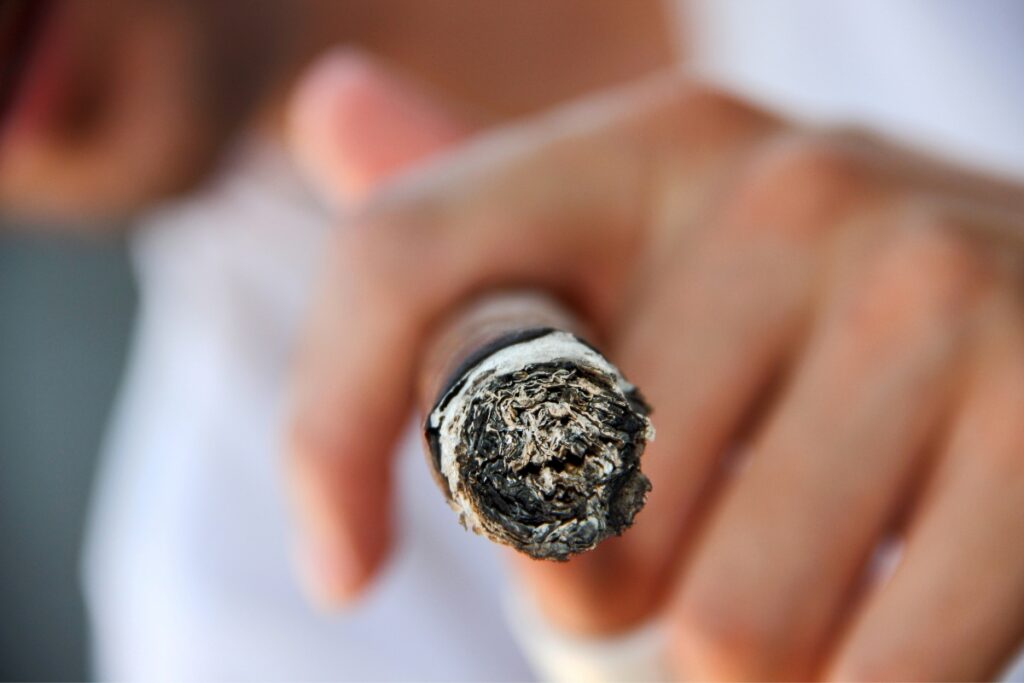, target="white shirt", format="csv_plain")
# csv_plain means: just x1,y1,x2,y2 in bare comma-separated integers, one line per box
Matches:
83,143,534,681
84,2,1024,680
684,0,1024,180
